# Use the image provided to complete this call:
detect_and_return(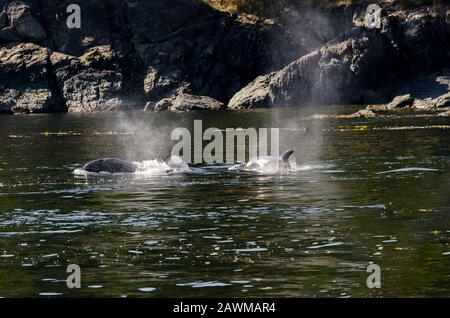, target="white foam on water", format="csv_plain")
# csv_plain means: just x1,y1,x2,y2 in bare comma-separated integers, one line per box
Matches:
230,157,338,174
39,292,63,296
306,242,345,249
138,287,156,292
377,167,439,174
128,250,143,255
382,239,398,244
231,247,268,253
177,281,232,288
296,162,338,171
134,159,172,176
166,155,191,172
42,253,58,258
239,156,298,174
